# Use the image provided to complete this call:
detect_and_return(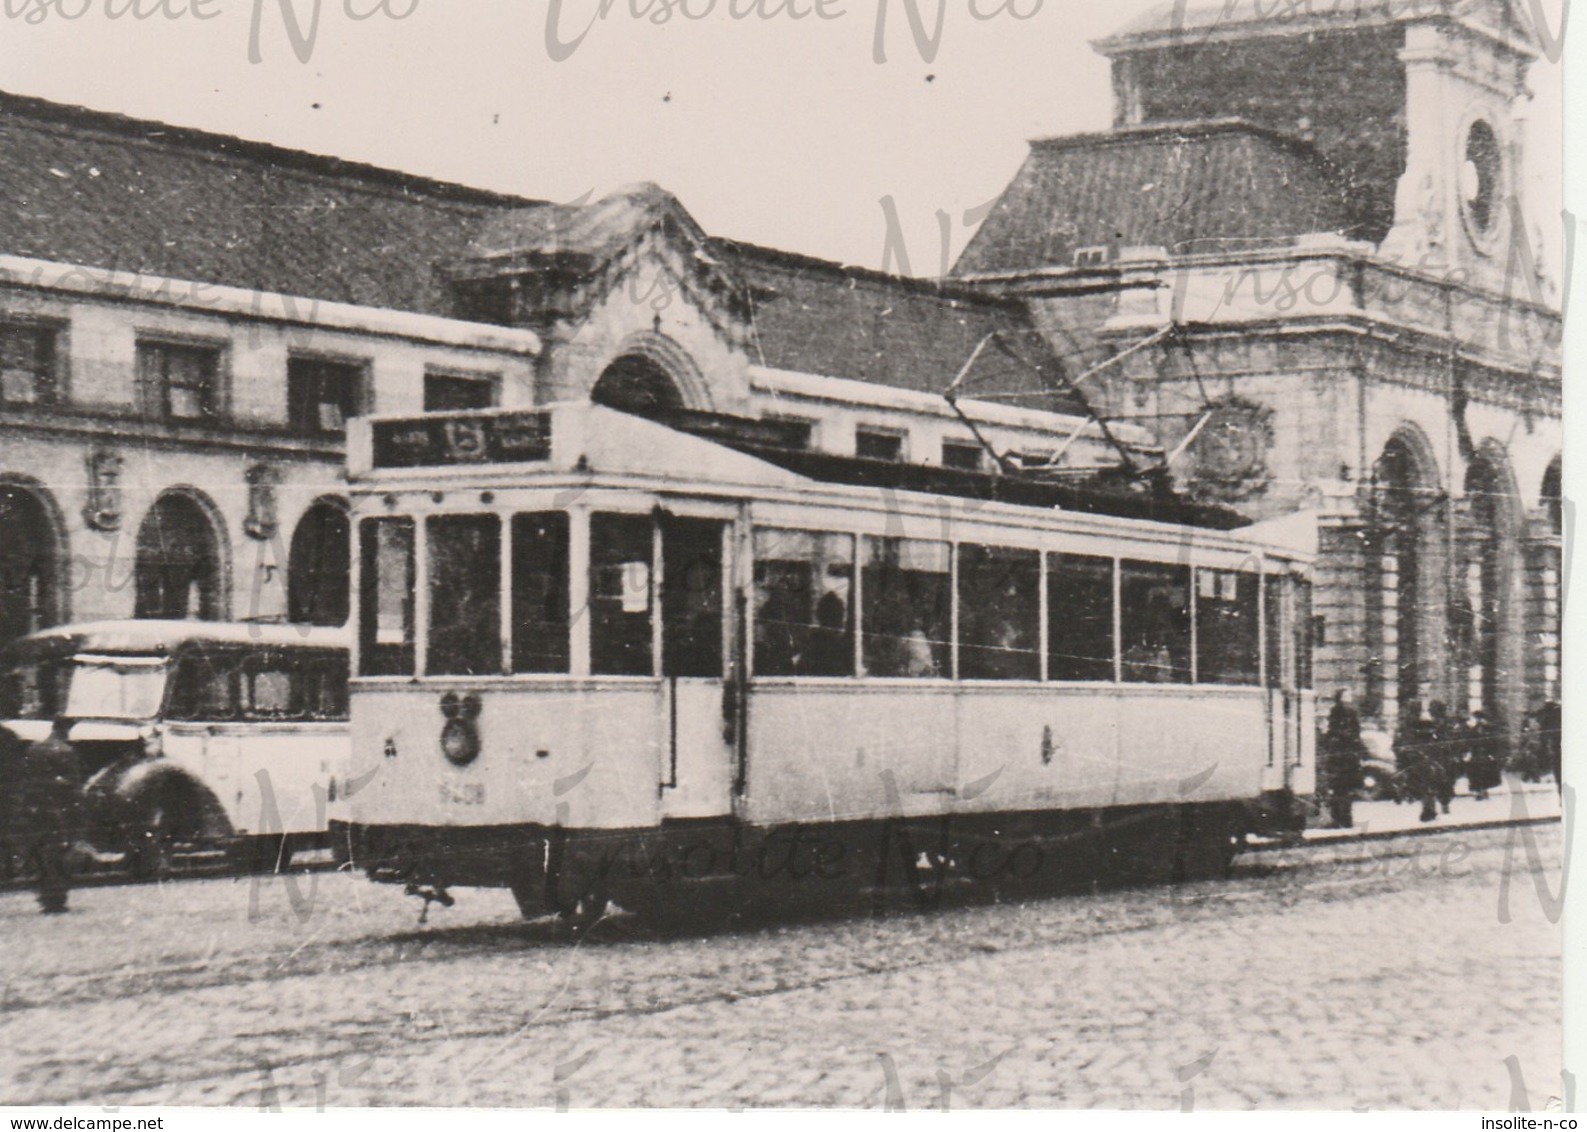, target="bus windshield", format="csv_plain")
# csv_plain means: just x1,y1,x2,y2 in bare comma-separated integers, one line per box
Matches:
56,657,169,721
